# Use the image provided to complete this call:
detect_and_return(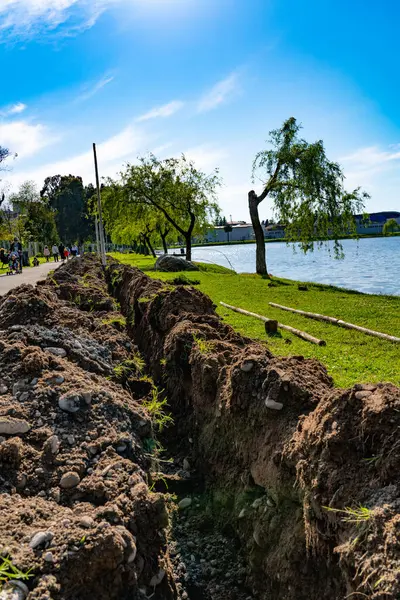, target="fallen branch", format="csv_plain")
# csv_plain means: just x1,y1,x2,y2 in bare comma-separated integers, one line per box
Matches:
220,302,326,346
269,302,400,343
